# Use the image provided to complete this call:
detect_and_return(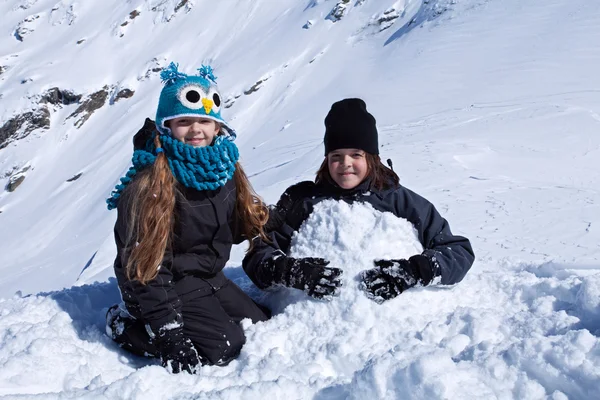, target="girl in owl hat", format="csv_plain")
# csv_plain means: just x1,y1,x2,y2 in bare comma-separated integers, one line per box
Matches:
105,63,270,373
242,98,474,303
